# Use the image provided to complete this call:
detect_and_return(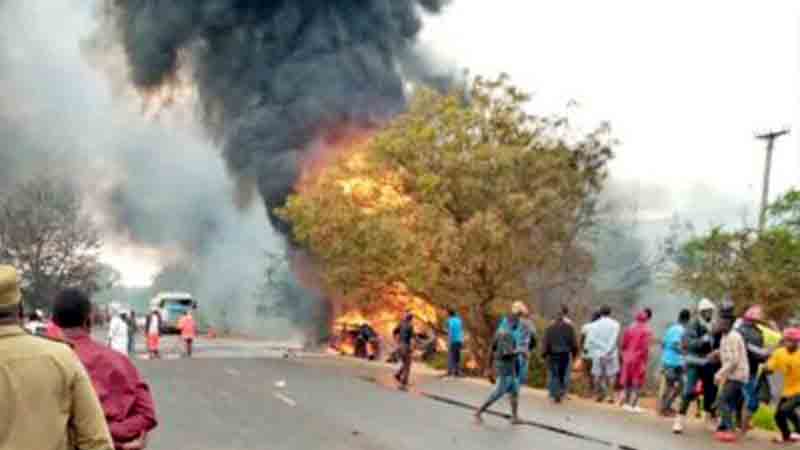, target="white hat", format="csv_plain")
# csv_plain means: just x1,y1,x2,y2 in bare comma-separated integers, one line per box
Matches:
698,298,715,311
